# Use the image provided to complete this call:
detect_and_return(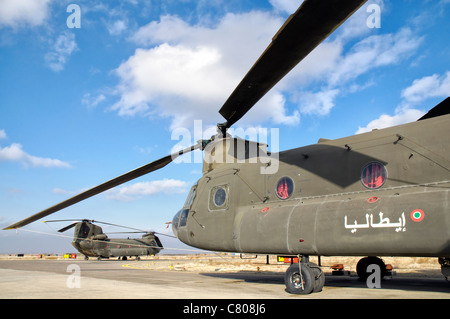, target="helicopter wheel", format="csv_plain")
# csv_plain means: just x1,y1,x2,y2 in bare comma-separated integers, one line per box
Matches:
356,256,386,281
284,263,314,294
438,257,450,282
309,263,325,293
